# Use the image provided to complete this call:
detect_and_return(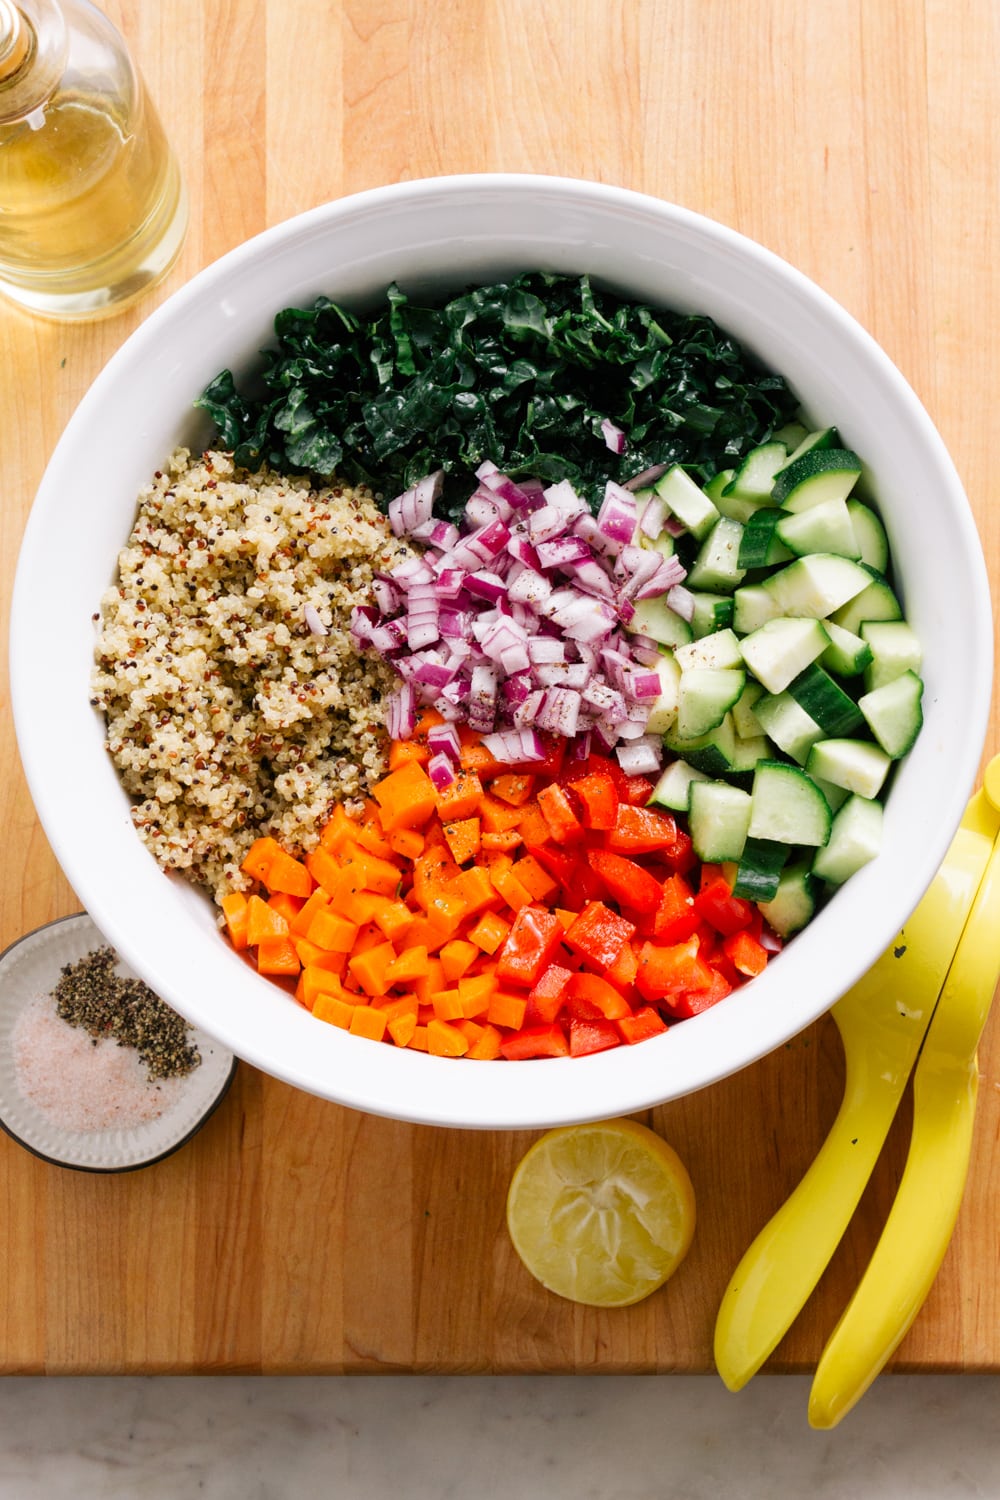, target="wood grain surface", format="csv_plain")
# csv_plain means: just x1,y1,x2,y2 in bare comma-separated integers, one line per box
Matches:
1,0,998,1375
